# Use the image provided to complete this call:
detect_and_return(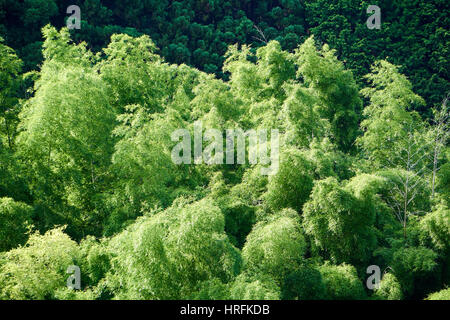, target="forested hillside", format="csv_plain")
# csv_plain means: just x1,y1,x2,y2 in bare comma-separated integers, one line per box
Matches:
0,1,449,301
0,0,449,115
